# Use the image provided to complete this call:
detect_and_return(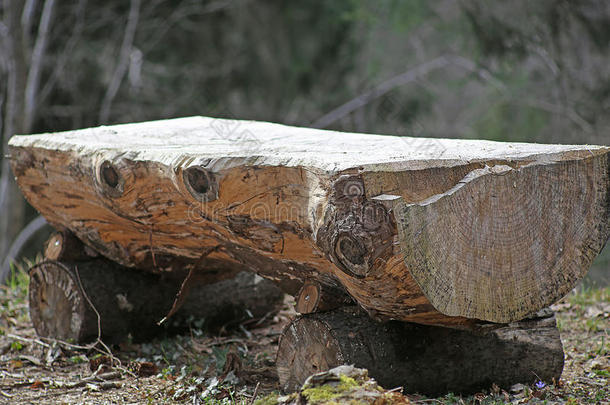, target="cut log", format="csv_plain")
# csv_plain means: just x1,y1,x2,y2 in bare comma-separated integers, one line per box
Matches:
9,116,609,325
295,281,353,314
276,307,564,395
44,230,99,261
28,258,284,343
